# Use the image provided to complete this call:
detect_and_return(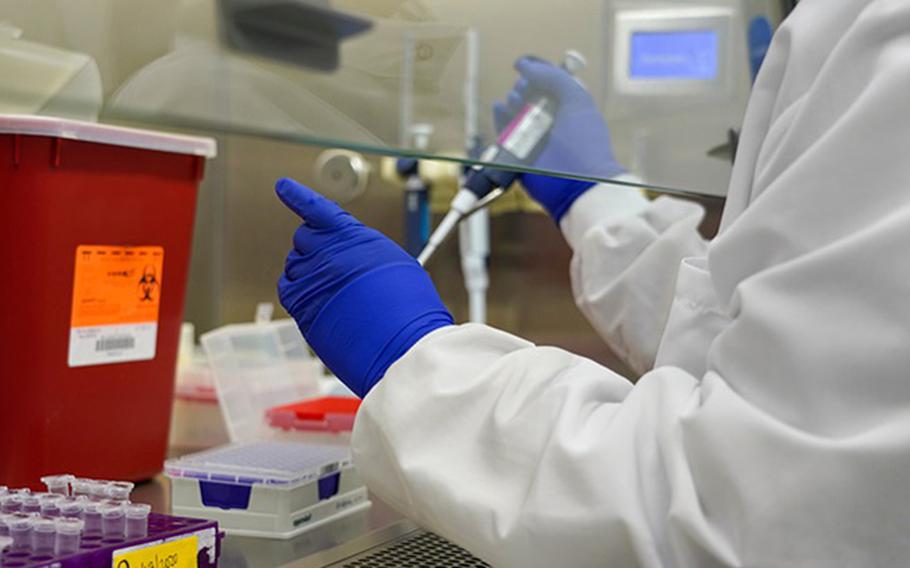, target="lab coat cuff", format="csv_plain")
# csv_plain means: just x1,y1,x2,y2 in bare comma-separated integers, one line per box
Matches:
559,174,652,250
